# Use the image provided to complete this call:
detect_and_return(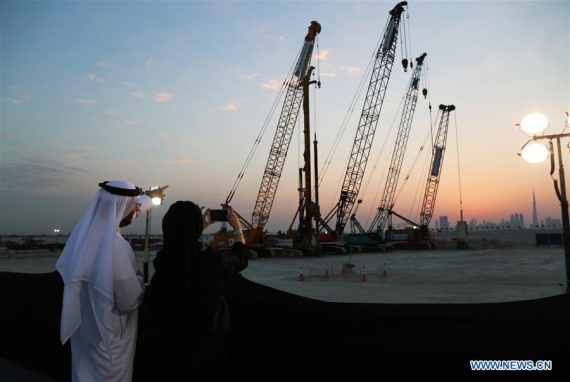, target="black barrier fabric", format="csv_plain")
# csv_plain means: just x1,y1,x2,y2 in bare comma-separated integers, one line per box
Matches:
1,271,569,381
